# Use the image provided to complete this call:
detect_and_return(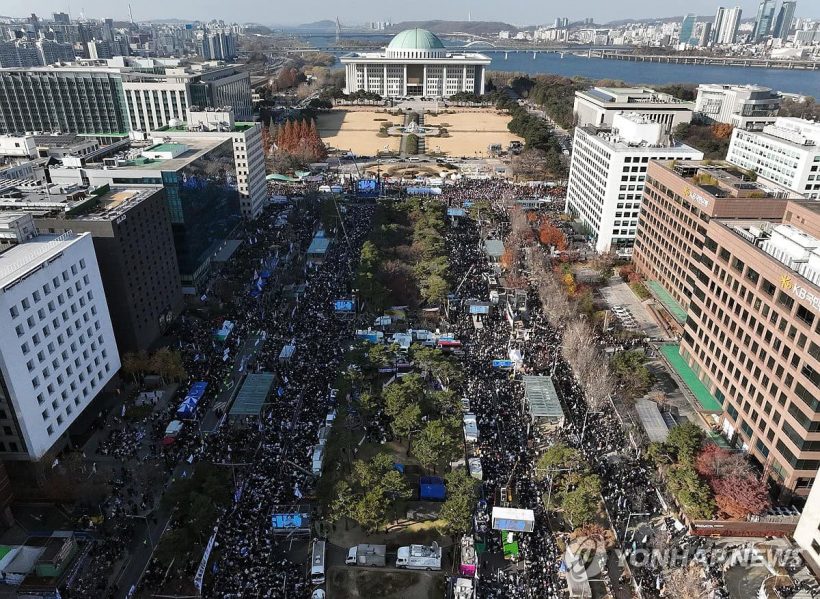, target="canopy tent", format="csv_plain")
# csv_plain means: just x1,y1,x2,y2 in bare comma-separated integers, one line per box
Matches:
229,373,275,418
521,376,565,427
266,173,300,182
635,399,670,443
279,344,296,362
491,507,535,533
406,186,442,196
177,382,208,418
483,239,505,260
